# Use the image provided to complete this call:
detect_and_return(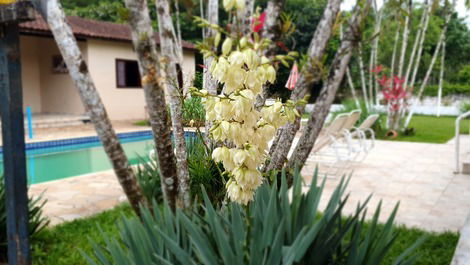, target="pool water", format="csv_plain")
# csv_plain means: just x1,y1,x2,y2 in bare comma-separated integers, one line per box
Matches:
0,135,156,185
